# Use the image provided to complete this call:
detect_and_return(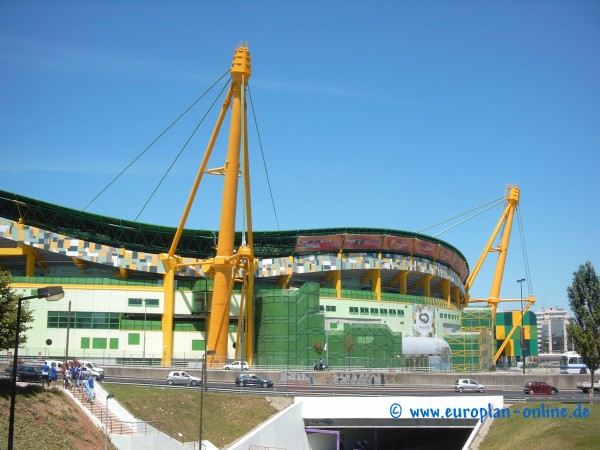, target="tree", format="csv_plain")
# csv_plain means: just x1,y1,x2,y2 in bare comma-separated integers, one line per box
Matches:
312,340,324,357
0,269,34,353
566,261,600,403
